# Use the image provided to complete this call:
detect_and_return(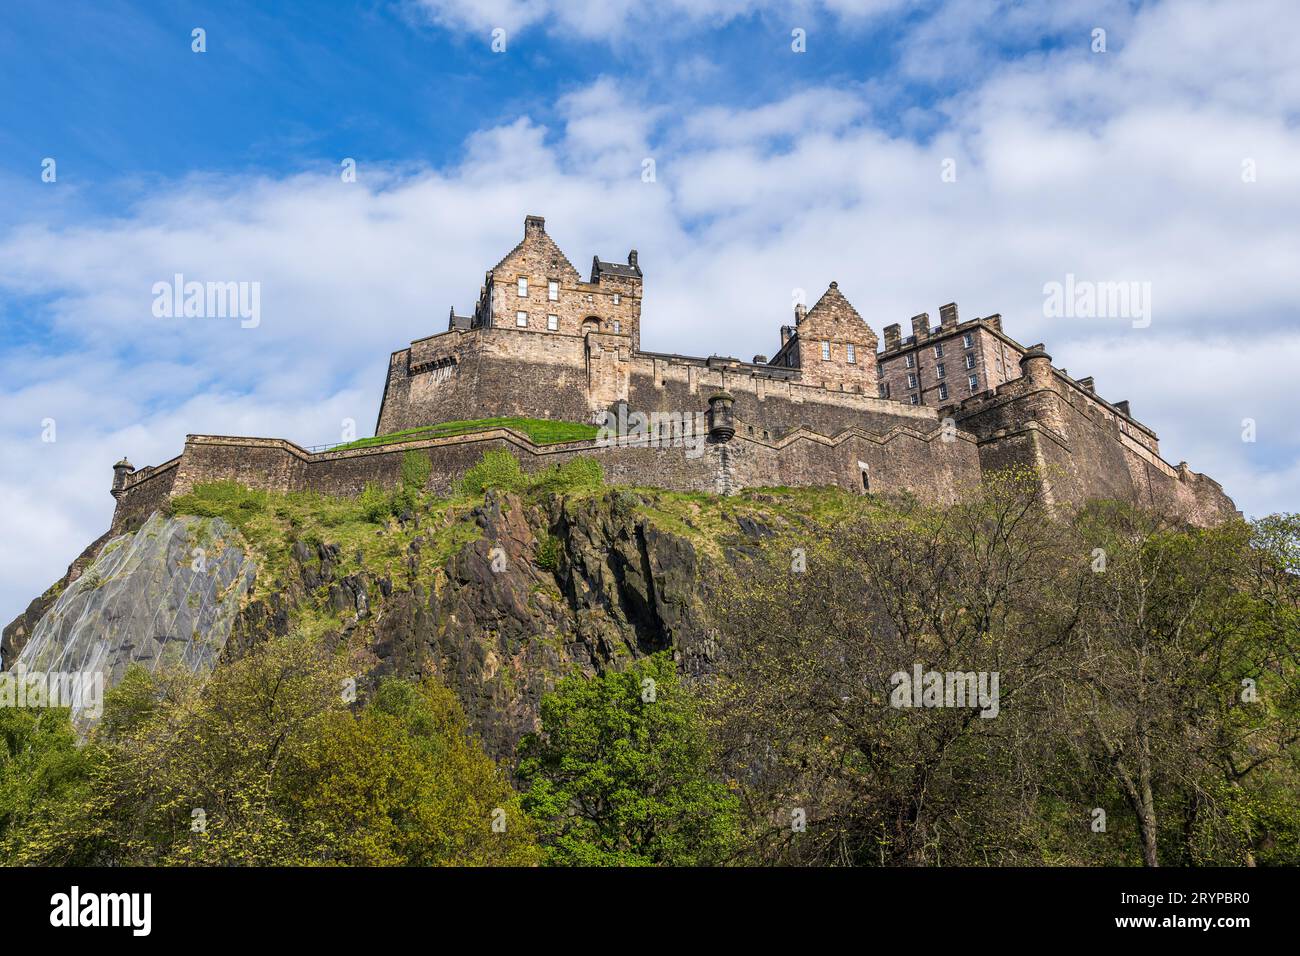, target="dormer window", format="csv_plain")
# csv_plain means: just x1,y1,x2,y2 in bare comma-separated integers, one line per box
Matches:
846,344,856,364
821,341,831,361
517,278,528,297
547,280,558,301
